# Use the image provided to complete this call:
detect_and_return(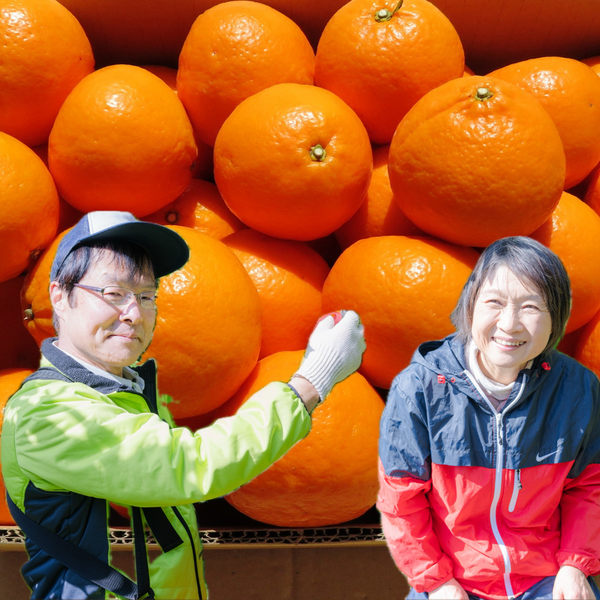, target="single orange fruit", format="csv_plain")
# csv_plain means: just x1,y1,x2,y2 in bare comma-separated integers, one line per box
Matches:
489,57,600,189
145,180,246,241
48,64,197,217
0,276,40,370
21,230,69,347
214,83,372,241
141,226,261,418
222,229,330,358
177,1,315,147
315,0,464,145
334,145,423,250
322,236,479,389
575,309,600,378
0,0,94,147
0,133,59,282
388,76,566,247
221,350,384,527
530,192,600,332
0,368,34,524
